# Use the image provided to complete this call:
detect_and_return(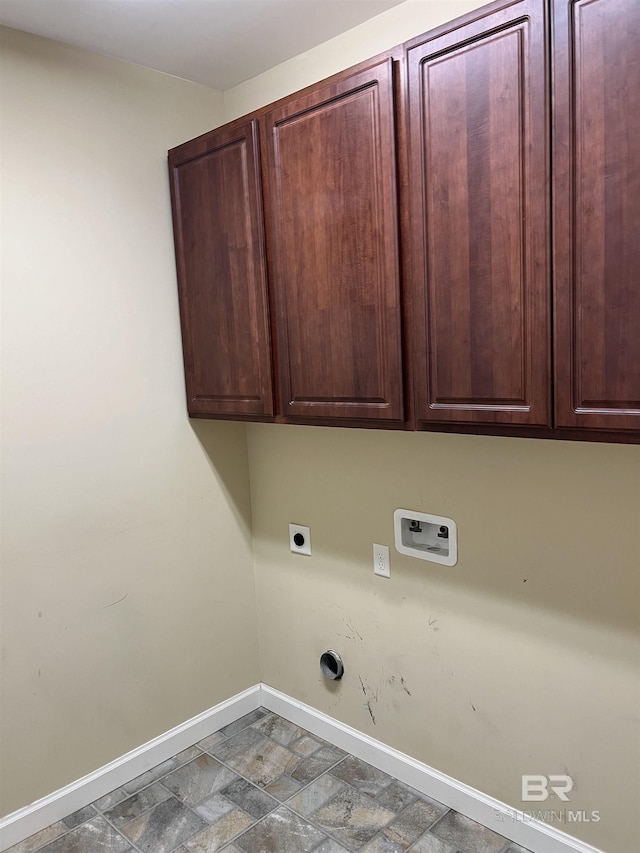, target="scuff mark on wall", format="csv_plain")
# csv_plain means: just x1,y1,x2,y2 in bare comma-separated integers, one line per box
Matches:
563,766,576,793
359,674,381,723
104,594,128,609
343,619,363,642
365,611,381,629
347,621,362,641
387,675,412,696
